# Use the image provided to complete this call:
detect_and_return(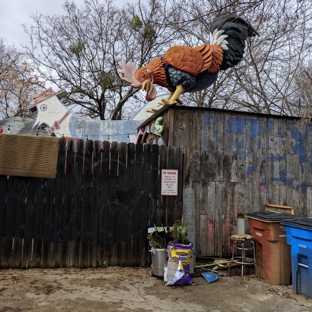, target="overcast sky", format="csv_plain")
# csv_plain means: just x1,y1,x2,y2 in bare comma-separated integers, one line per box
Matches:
0,0,129,48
